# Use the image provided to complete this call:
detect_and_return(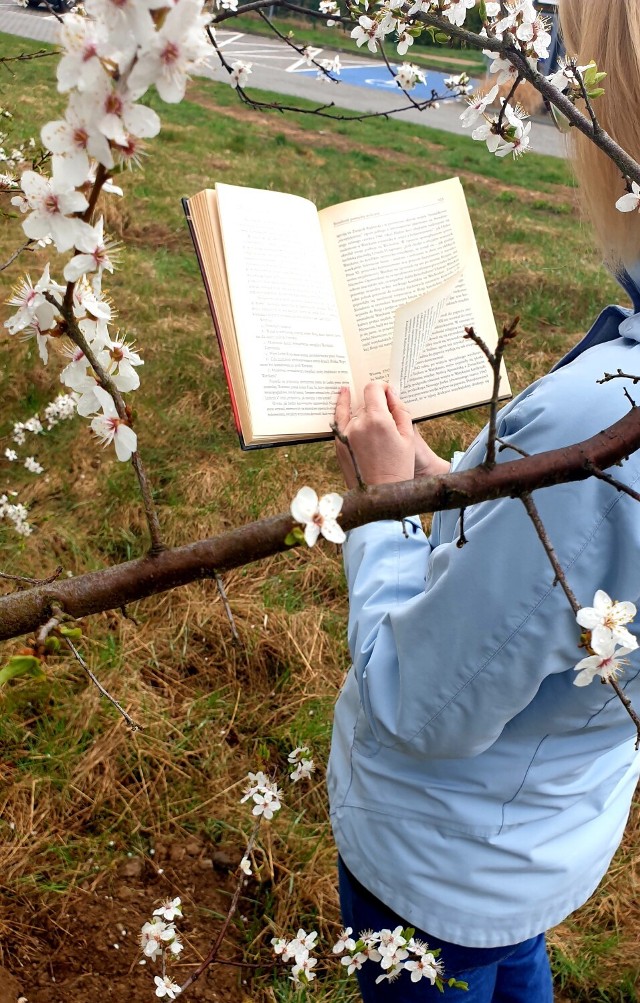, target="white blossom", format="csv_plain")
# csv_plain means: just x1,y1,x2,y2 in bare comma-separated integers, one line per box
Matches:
153,975,182,1000
4,264,62,338
290,486,345,546
332,927,356,954
442,0,476,28
4,449,18,462
351,15,384,52
153,897,183,922
24,457,44,475
90,386,138,461
460,84,499,129
616,181,640,214
128,0,212,104
63,218,119,285
290,758,315,782
395,63,425,91
0,495,32,536
576,590,638,652
56,13,111,93
573,639,635,687
229,61,252,89
17,169,93,253
41,95,114,186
